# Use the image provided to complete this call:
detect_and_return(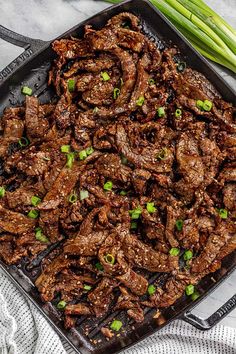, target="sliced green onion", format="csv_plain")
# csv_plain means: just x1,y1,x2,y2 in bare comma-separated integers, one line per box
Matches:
18,137,29,147
129,206,142,220
157,106,165,117
136,96,145,107
86,146,94,156
35,227,49,243
31,196,41,207
191,291,200,301
175,108,182,117
57,300,67,310
66,152,75,168
104,253,115,265
120,78,124,86
217,208,228,219
101,71,110,81
61,145,70,153
113,88,121,99
21,86,32,96
79,150,87,161
84,284,92,291
157,147,168,160
93,107,99,113
0,186,5,198
80,190,89,201
184,250,193,261
103,181,113,191
175,219,184,231
68,193,78,204
196,100,204,110
27,209,39,219
130,221,138,229
110,320,122,331
95,262,104,271
185,284,195,296
68,79,75,92
146,202,157,213
177,61,186,72
169,247,180,256
202,99,213,111
120,190,127,196
148,284,156,296
148,78,155,85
